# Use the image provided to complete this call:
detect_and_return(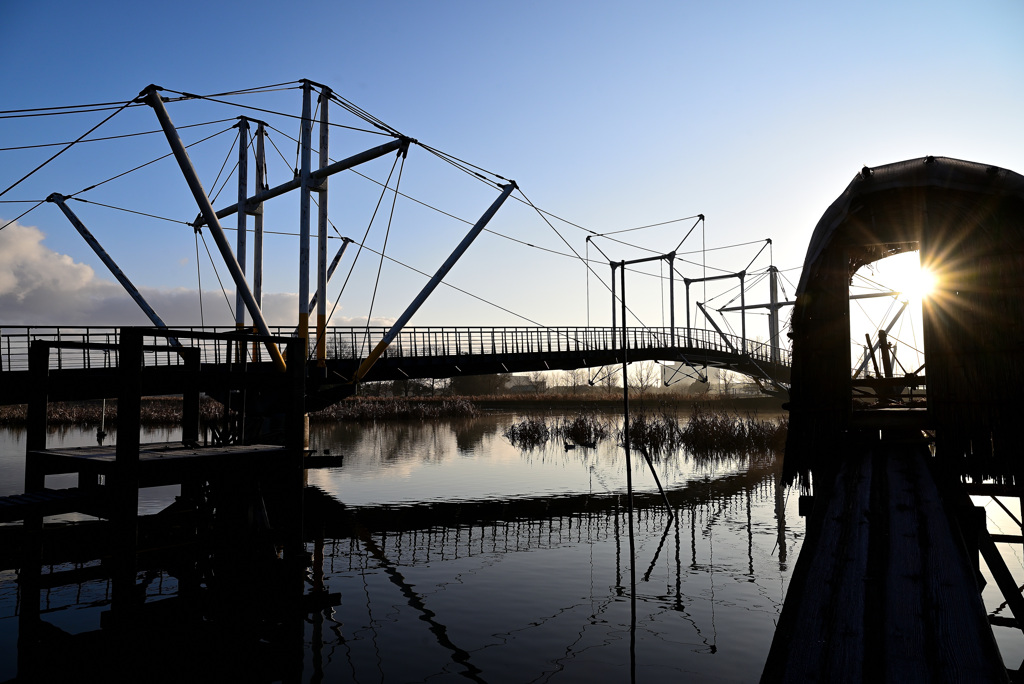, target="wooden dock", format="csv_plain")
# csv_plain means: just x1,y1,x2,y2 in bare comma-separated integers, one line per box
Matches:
28,440,292,489
761,443,1008,682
